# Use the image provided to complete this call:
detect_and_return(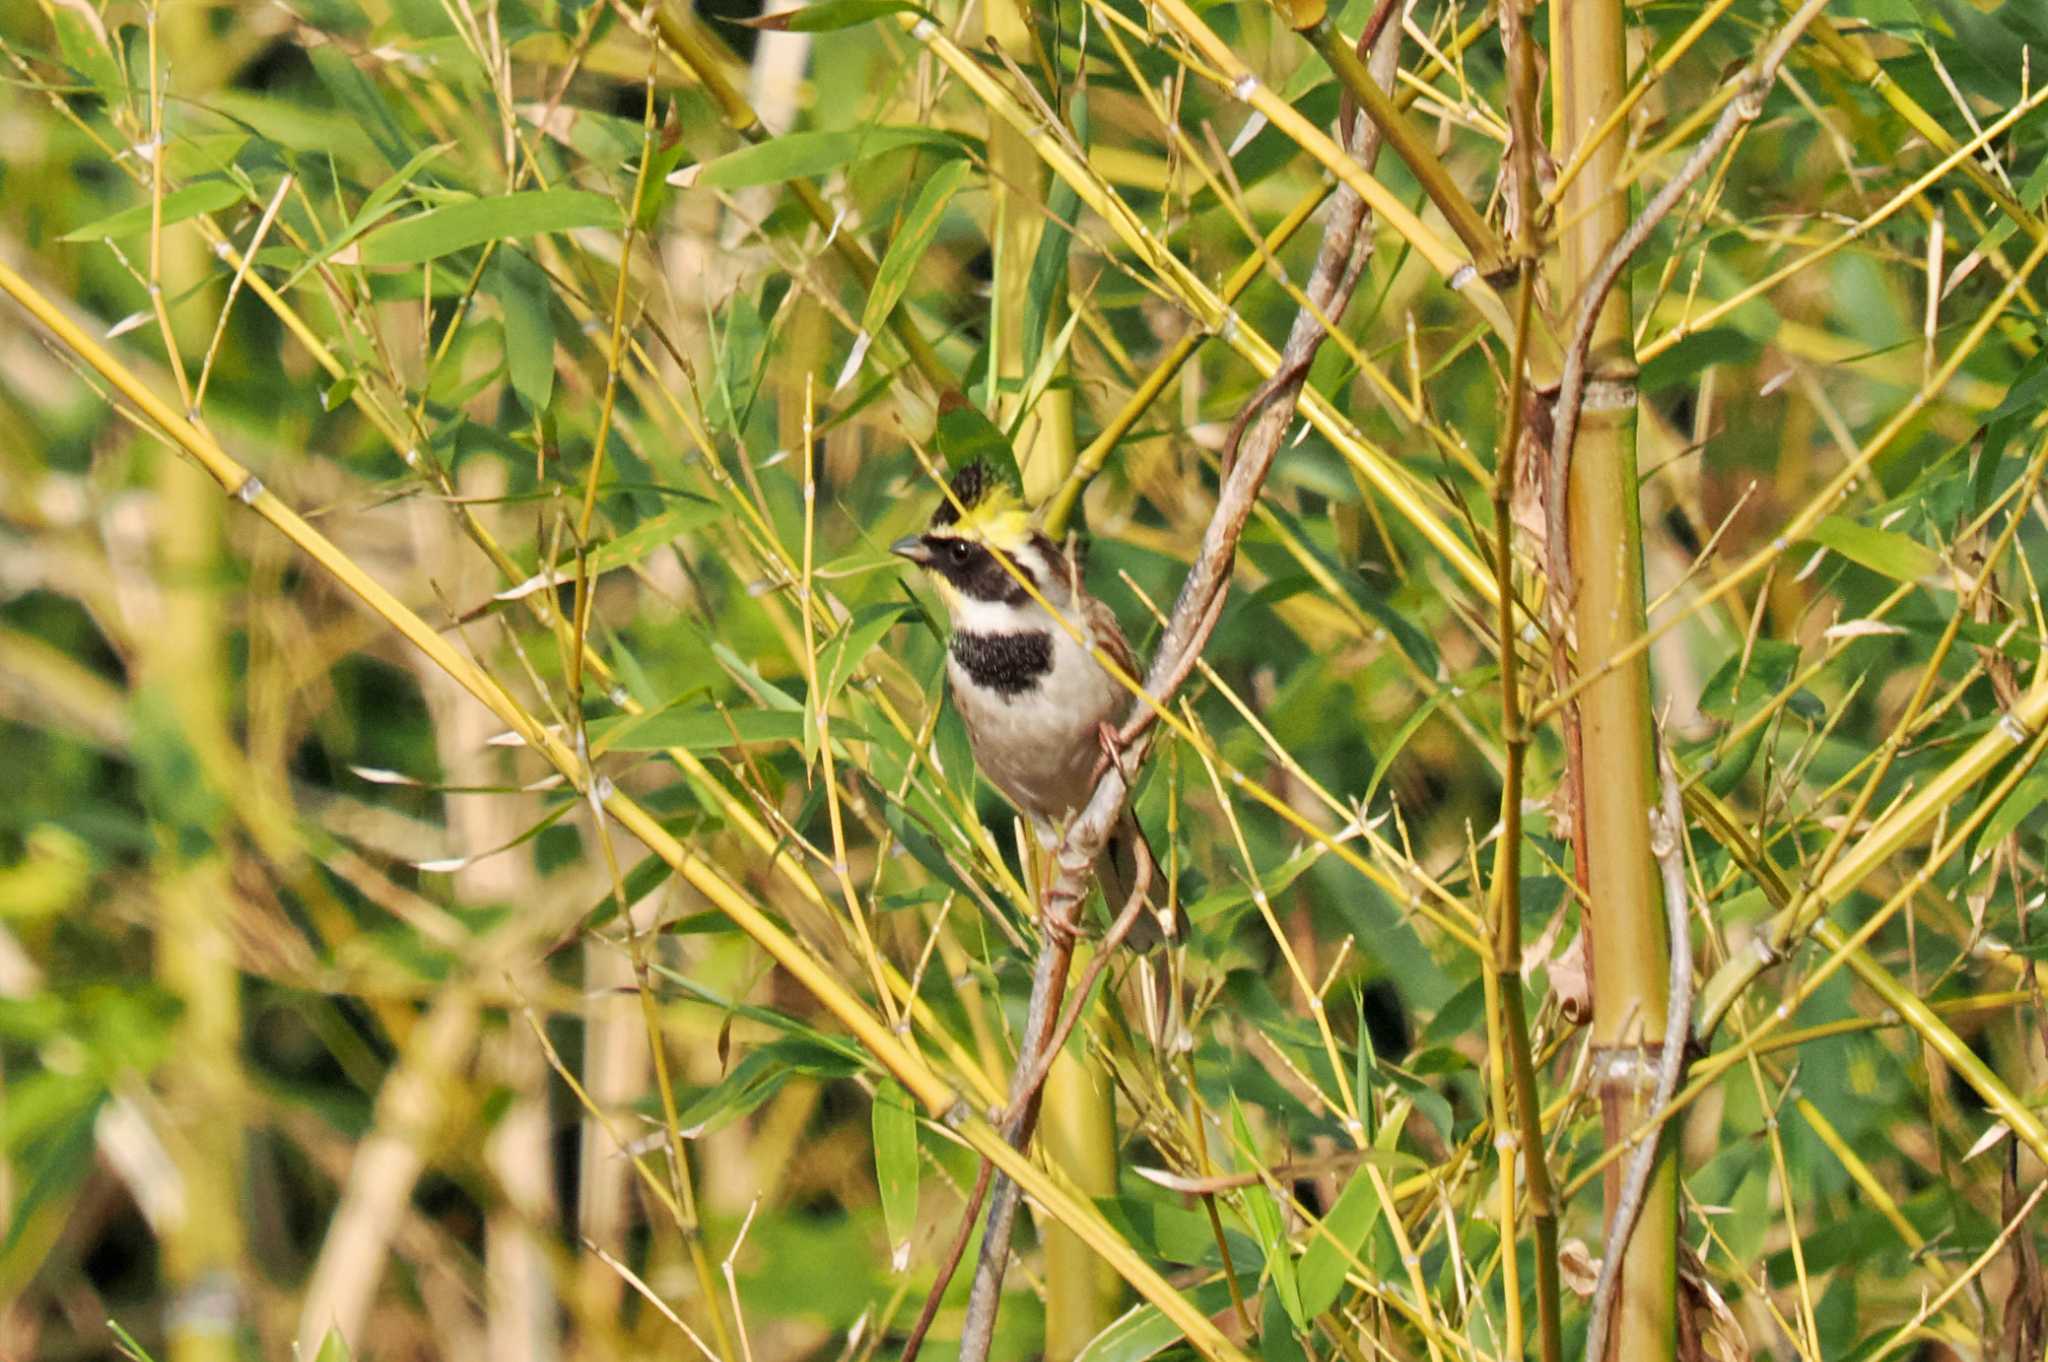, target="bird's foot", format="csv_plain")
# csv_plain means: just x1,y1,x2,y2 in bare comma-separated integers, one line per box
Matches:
1089,720,1129,787
1039,887,1087,950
